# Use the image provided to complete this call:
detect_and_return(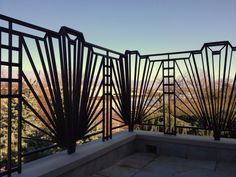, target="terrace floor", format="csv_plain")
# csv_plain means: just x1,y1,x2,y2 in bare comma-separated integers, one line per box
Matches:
92,153,236,177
